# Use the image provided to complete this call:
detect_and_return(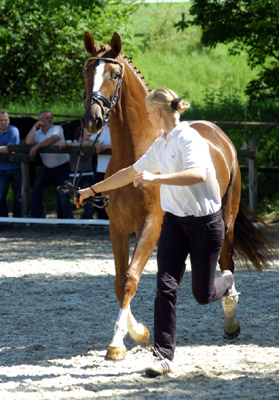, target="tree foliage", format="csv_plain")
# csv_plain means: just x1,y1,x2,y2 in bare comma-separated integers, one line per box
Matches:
177,0,279,102
0,0,141,103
